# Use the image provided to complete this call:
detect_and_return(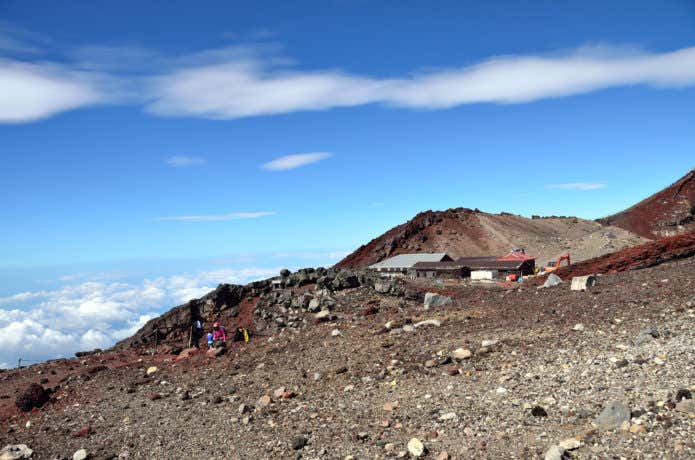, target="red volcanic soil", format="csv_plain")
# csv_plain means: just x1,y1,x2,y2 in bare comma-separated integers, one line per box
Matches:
598,169,695,239
551,232,695,280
